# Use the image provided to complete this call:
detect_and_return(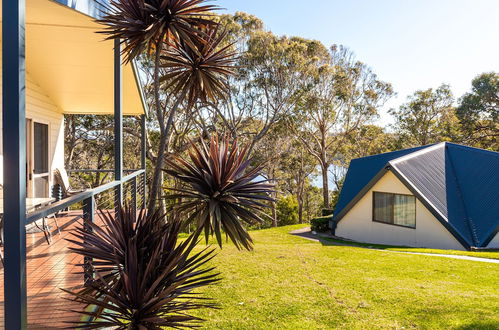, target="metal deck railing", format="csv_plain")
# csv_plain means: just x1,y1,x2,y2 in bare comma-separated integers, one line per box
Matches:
26,169,146,284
